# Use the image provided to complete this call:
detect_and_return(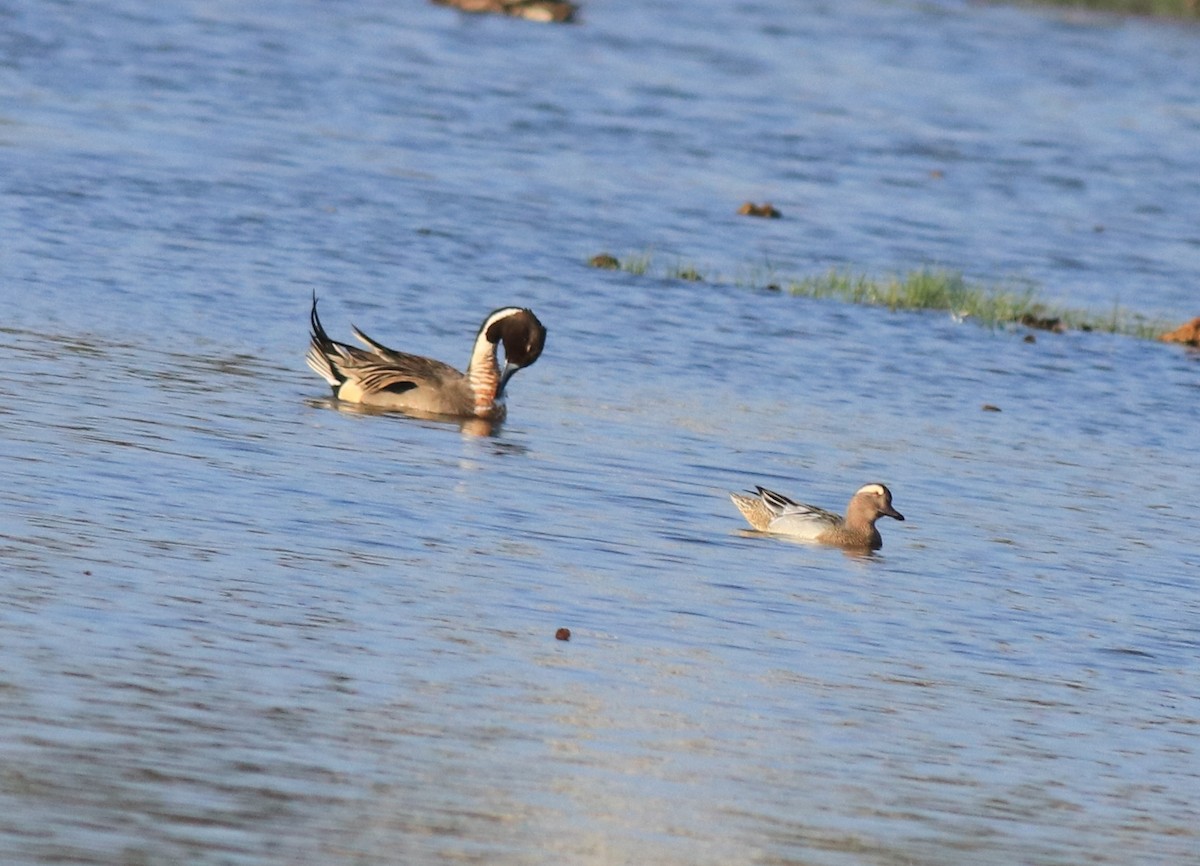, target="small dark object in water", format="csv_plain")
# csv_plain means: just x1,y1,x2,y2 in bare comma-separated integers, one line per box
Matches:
589,253,620,270
737,201,781,218
982,404,1001,412
555,627,571,641
1019,313,1065,333
1159,317,1200,347
1023,334,1036,344
431,0,577,22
